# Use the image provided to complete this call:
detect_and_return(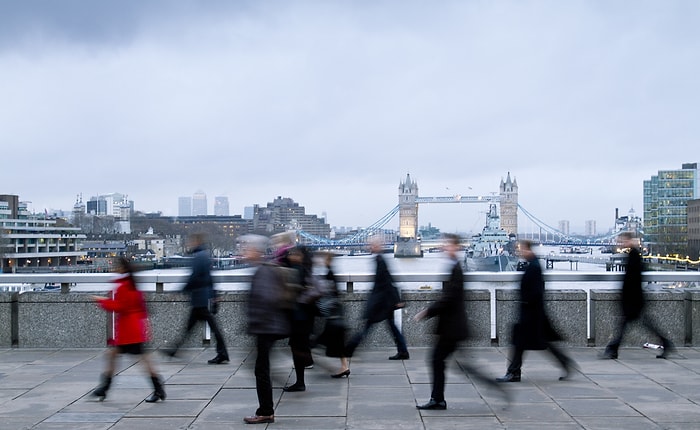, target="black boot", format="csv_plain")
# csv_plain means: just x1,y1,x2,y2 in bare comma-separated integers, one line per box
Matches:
145,375,166,403
92,374,112,401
